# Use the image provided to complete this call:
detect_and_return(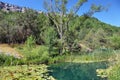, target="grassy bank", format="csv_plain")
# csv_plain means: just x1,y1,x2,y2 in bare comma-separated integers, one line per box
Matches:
0,44,119,65
0,44,120,80
97,53,120,80
64,49,118,63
